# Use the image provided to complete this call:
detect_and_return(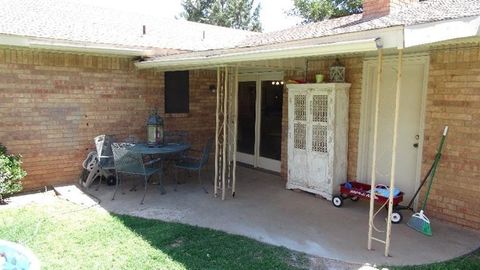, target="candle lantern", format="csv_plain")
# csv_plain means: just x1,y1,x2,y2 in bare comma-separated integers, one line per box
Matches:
330,58,346,83
146,110,164,146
